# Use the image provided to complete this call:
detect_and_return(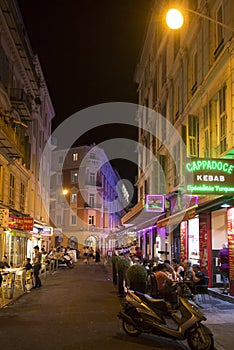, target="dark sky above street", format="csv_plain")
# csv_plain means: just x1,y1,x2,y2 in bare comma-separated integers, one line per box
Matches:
17,0,153,195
